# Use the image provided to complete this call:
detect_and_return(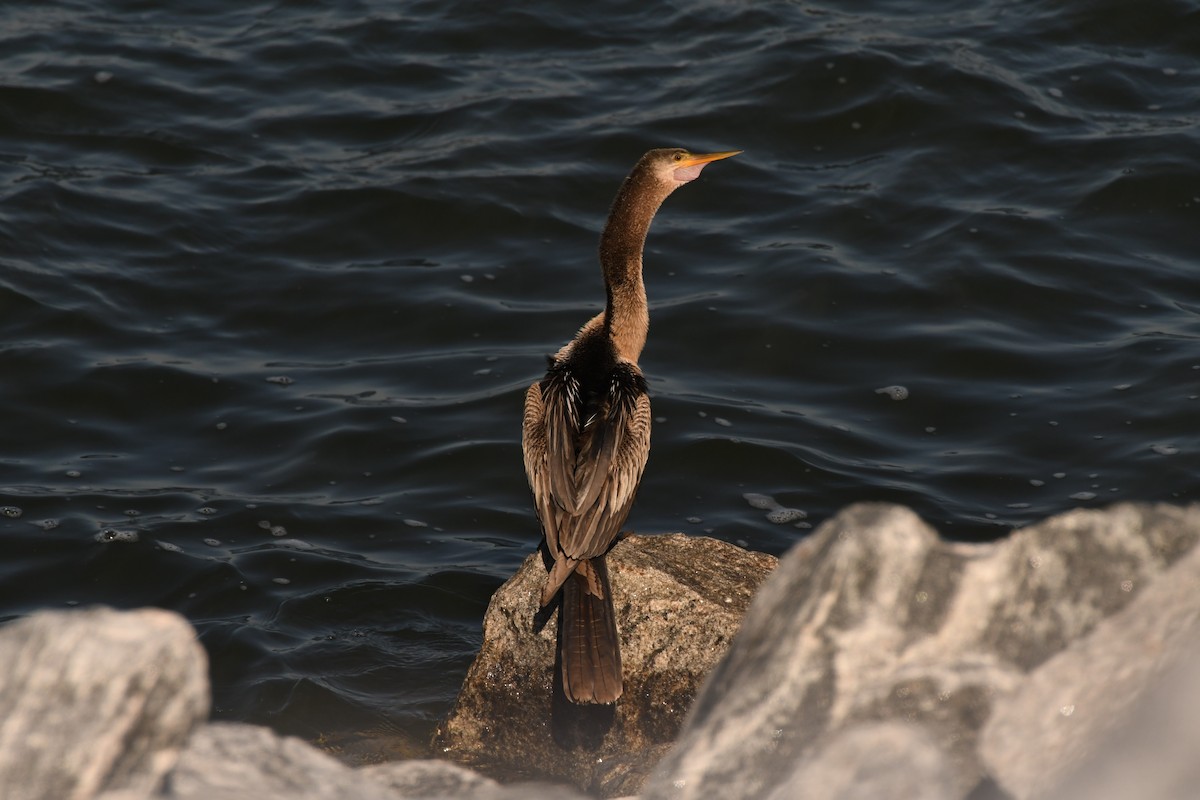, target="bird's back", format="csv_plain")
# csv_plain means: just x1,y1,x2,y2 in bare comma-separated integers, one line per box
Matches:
523,328,651,585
